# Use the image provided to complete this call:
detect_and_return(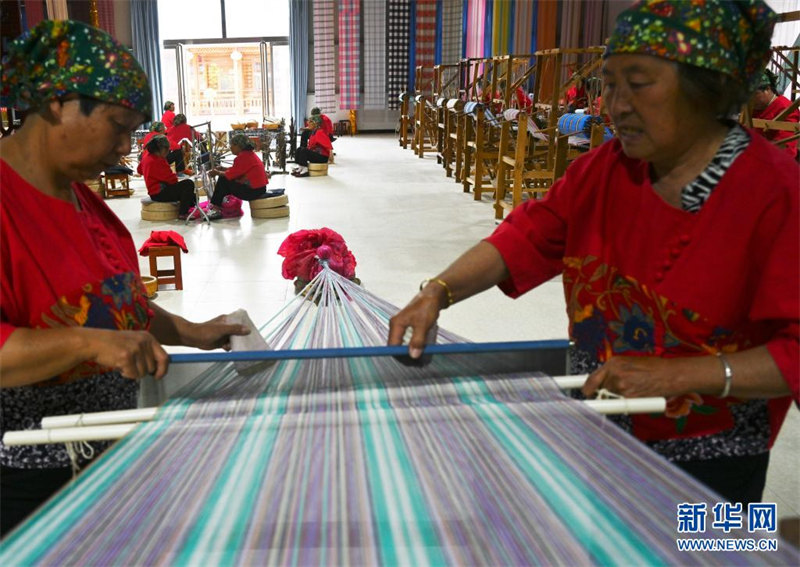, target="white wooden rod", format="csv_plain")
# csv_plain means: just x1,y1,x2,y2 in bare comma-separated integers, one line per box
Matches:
39,375,592,430
584,397,666,414
4,424,137,446
42,408,160,429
